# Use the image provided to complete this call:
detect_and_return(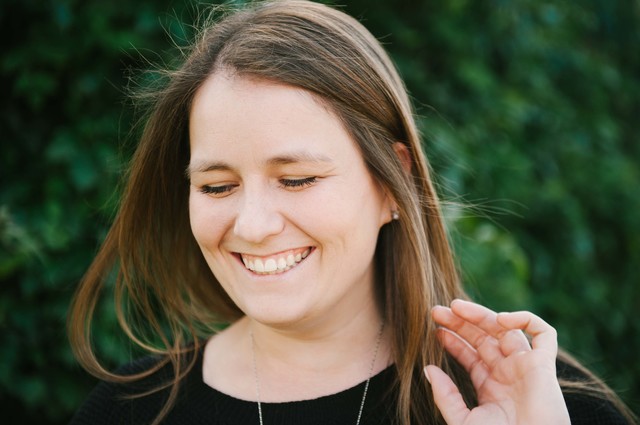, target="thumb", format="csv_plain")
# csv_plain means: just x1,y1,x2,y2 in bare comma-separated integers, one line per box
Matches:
425,365,470,425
